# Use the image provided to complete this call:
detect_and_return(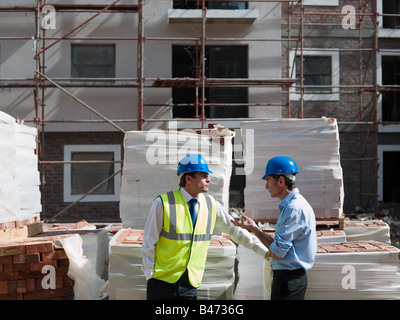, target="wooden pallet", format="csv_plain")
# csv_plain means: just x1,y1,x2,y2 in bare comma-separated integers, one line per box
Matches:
255,214,345,230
